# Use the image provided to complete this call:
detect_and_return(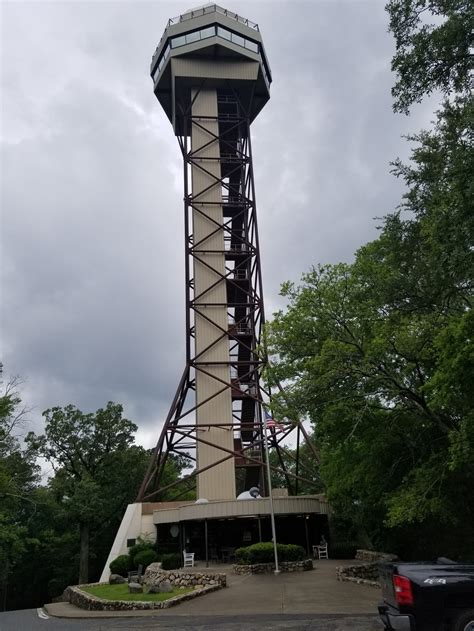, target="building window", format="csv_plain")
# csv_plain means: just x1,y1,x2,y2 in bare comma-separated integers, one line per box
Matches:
200,26,216,40
155,25,266,85
231,33,245,48
186,30,201,44
245,39,258,53
126,538,136,548
217,26,231,41
171,35,186,48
